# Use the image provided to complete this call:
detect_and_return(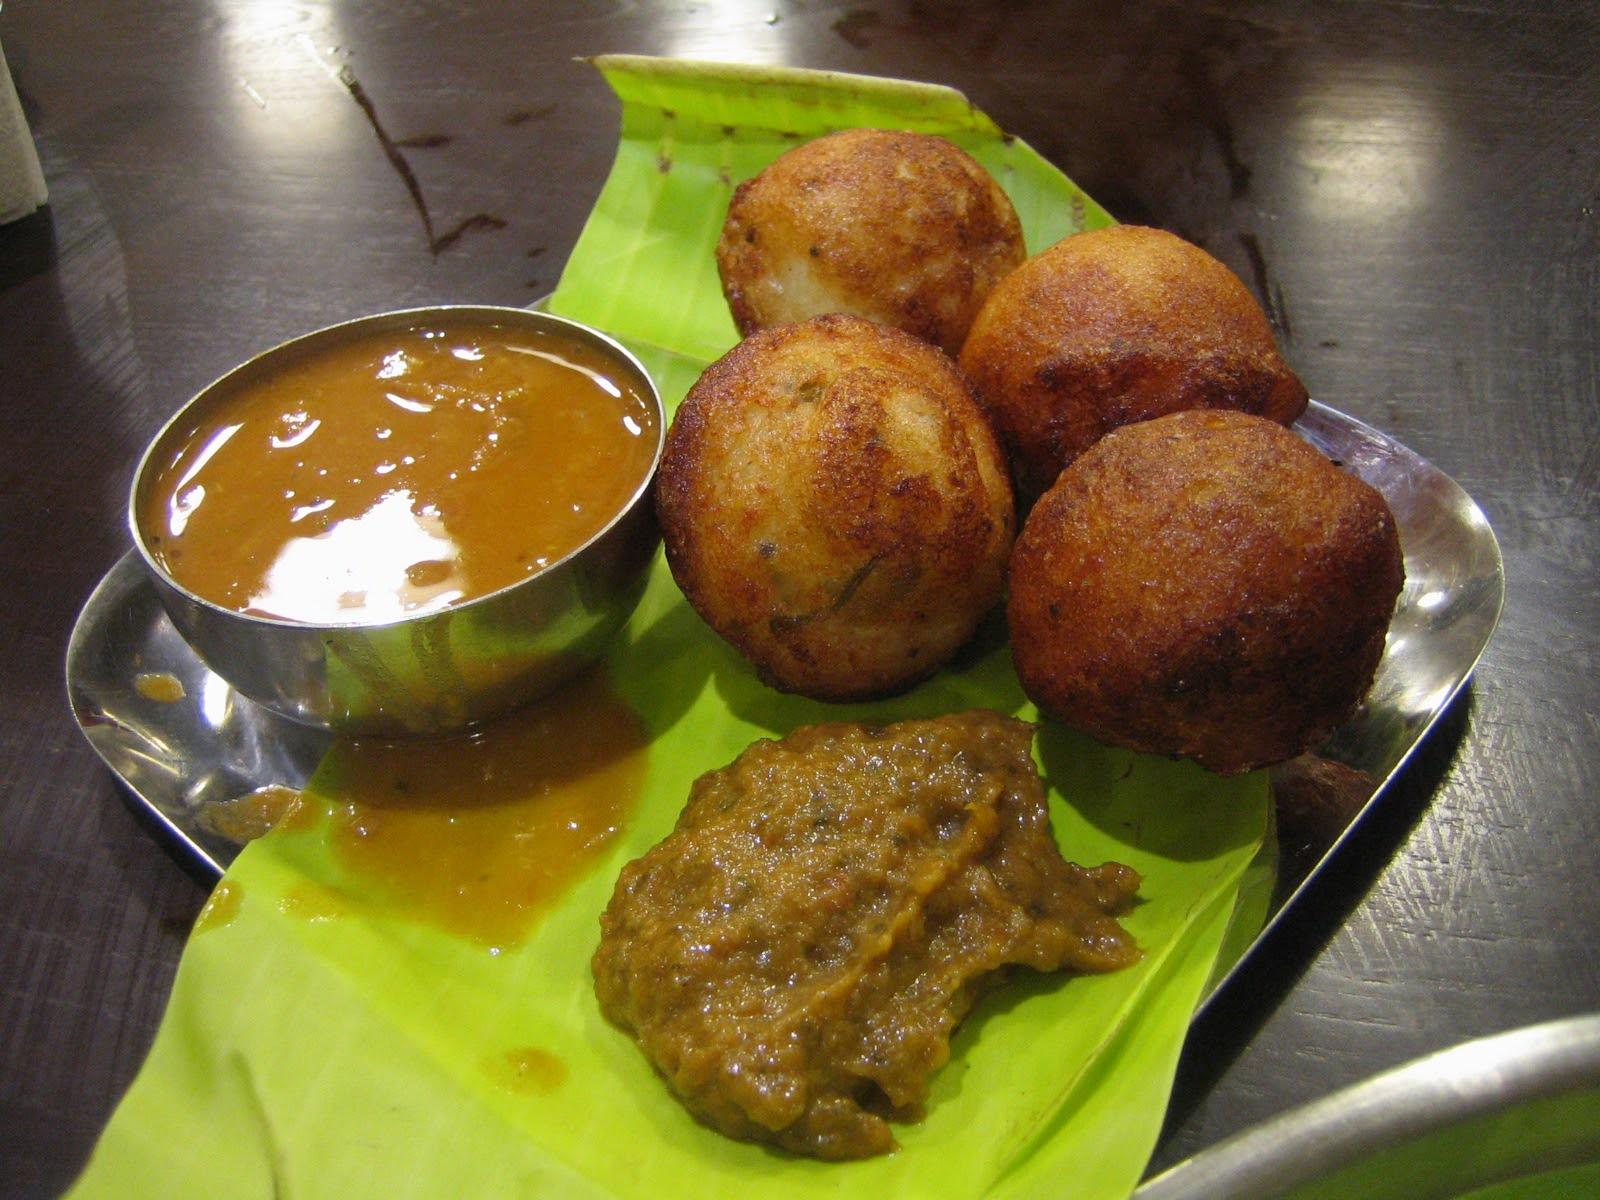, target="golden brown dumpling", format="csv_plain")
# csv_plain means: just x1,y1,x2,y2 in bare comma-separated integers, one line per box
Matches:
960,224,1309,498
1008,409,1402,775
716,129,1026,356
657,314,1014,700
